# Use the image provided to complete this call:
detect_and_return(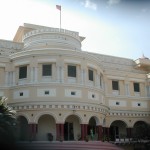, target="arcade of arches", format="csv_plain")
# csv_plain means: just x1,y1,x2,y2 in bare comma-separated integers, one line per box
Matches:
16,115,150,141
